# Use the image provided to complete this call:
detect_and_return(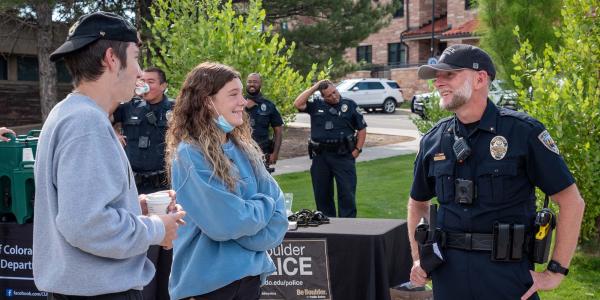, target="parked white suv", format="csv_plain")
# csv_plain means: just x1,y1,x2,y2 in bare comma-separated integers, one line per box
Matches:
336,78,405,113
